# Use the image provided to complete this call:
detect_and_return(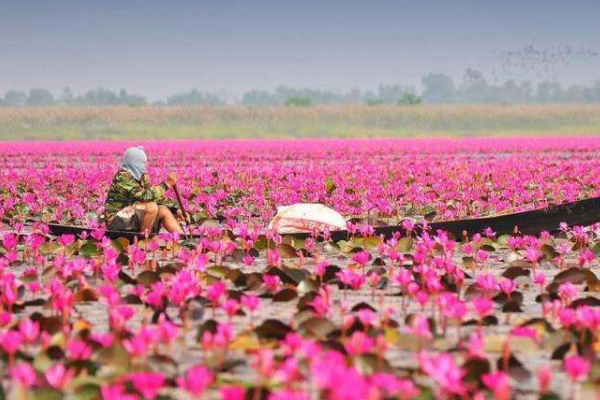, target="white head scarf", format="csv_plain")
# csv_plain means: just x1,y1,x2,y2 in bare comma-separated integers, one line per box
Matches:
119,147,147,181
